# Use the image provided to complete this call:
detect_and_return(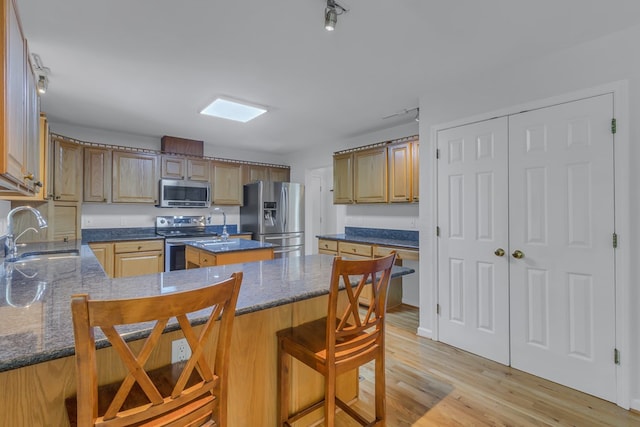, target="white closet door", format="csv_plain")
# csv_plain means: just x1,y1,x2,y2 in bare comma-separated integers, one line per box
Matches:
508,94,616,401
437,117,510,364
